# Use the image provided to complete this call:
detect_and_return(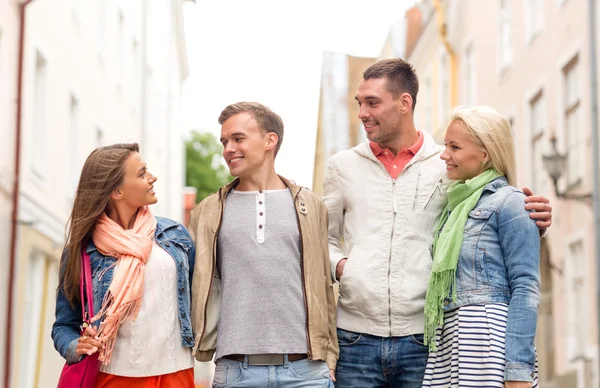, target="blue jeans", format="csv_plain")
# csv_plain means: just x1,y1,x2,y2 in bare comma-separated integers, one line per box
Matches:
335,329,429,388
213,356,334,387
